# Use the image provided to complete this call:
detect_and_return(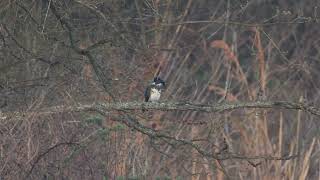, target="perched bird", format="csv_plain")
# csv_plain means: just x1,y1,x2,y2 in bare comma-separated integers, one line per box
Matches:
144,77,165,102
